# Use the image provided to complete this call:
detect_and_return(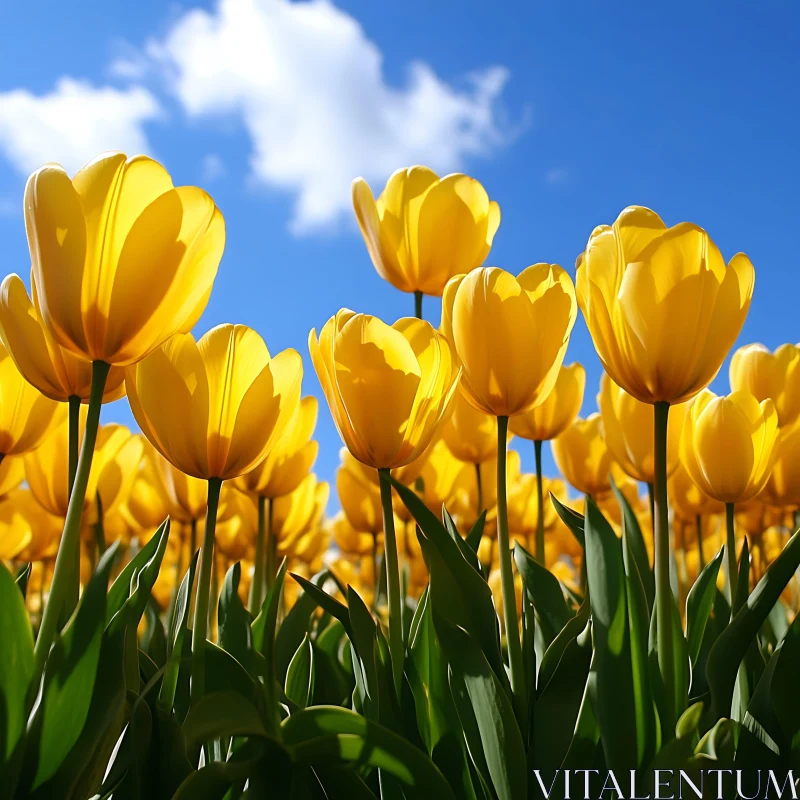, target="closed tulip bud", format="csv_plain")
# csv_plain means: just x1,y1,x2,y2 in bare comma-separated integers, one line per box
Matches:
446,265,577,417
274,474,329,552
0,489,62,560
668,461,724,521
352,167,500,297
25,152,225,367
507,474,567,537
160,454,209,524
598,373,686,484
510,363,585,442
553,414,615,497
310,311,459,469
730,343,800,428
126,324,302,481
0,341,60,457
333,512,374,557
577,206,754,405
337,450,383,534
760,420,800,508
441,390,505,464
414,440,464,515
235,396,318,498
680,390,779,504
89,431,144,525
0,274,127,402
125,439,175,532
